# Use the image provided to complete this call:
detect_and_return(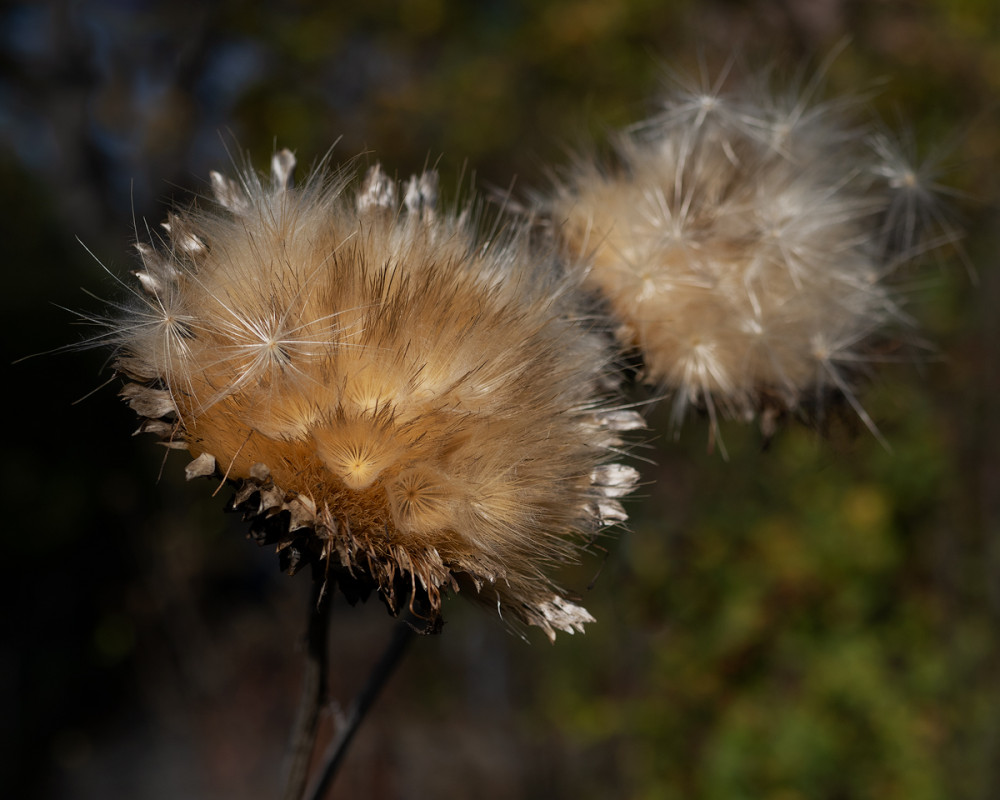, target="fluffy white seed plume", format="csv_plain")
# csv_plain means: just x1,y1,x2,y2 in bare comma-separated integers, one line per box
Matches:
110,149,642,640
546,66,953,437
